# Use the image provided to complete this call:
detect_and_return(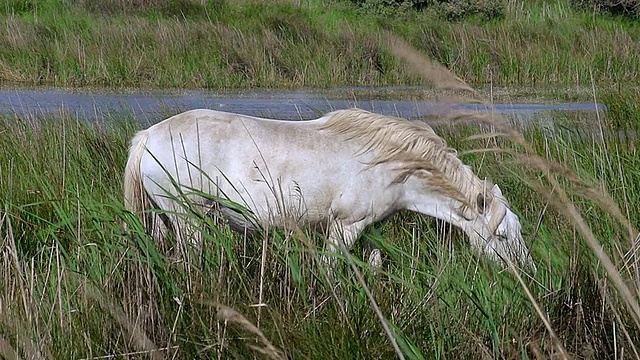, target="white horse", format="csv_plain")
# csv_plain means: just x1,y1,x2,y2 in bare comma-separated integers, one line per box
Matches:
124,108,534,270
